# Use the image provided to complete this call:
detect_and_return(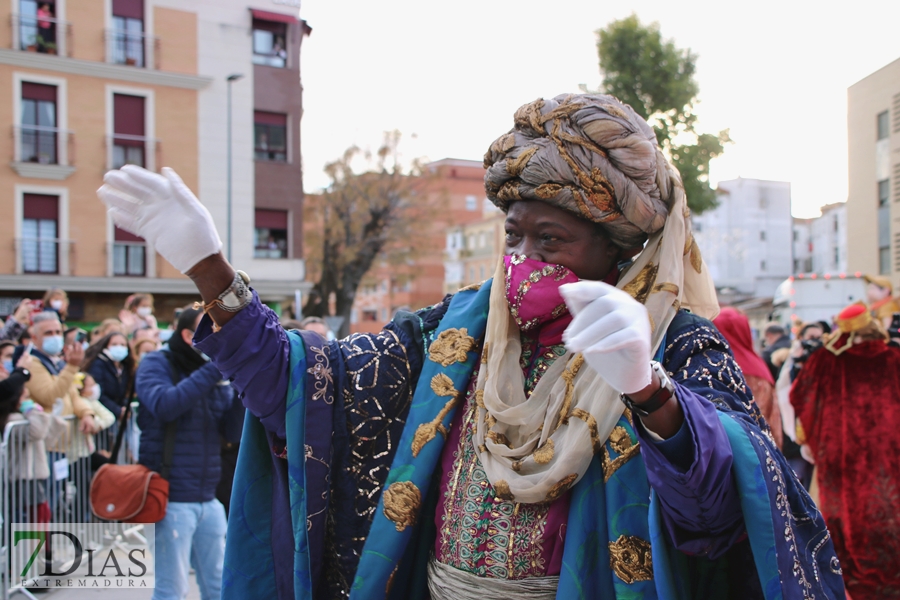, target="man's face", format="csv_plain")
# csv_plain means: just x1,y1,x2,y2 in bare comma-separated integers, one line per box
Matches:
33,319,62,344
0,346,14,363
504,200,622,281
